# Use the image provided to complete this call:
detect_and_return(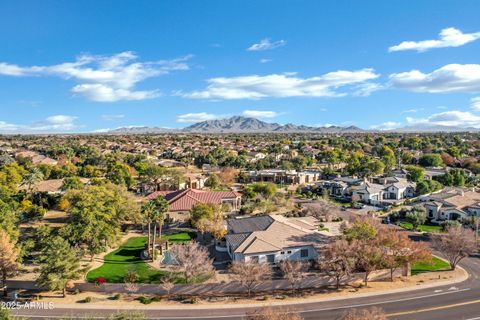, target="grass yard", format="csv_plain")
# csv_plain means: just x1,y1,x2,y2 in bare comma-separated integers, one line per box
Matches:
400,222,443,233
86,236,166,283
162,231,196,243
411,256,451,275
86,232,197,284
